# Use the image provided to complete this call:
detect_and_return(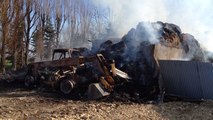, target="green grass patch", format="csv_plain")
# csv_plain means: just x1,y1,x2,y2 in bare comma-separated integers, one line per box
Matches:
6,60,12,69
